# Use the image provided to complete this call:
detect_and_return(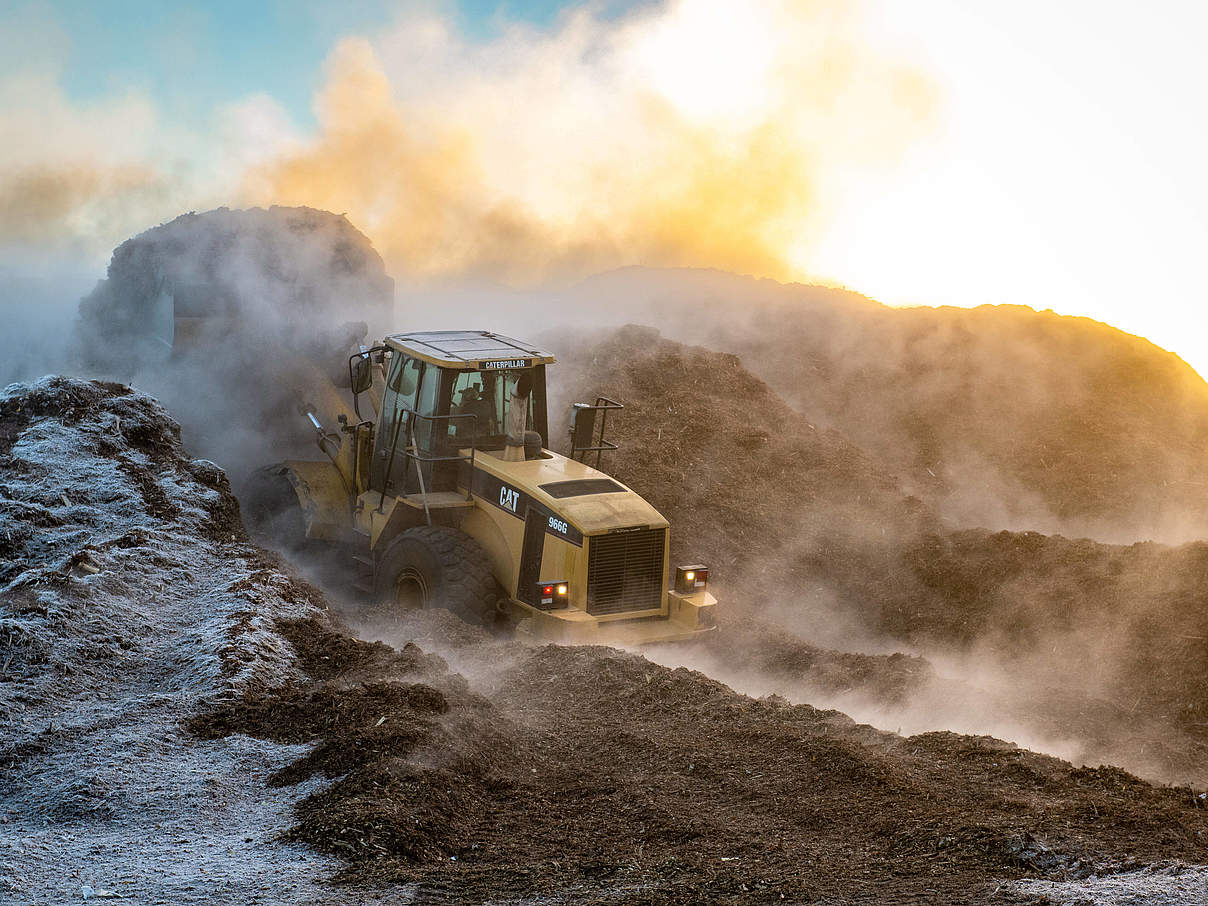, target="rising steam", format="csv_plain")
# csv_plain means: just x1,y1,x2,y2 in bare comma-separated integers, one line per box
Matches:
13,0,1197,794
0,1,934,294
244,1,932,285
0,1,932,286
